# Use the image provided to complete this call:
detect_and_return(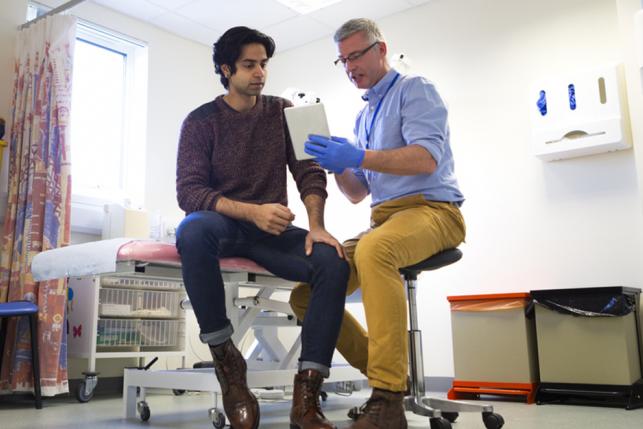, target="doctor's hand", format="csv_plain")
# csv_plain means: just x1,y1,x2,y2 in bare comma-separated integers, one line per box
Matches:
305,227,345,259
304,135,365,174
251,203,295,235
